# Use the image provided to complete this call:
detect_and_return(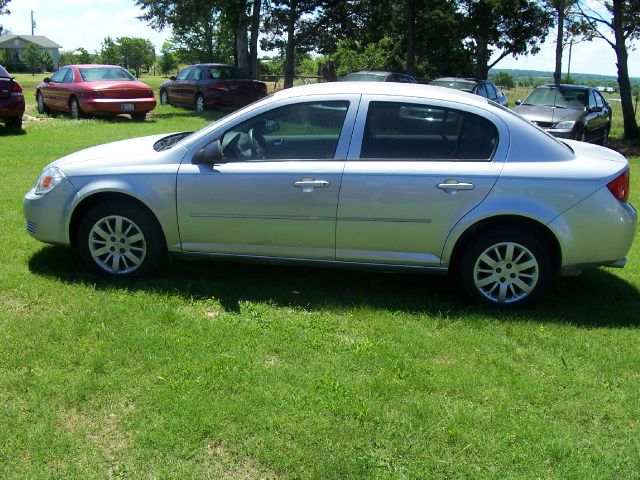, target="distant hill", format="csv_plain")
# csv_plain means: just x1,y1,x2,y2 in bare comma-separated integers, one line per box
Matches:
489,68,640,86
